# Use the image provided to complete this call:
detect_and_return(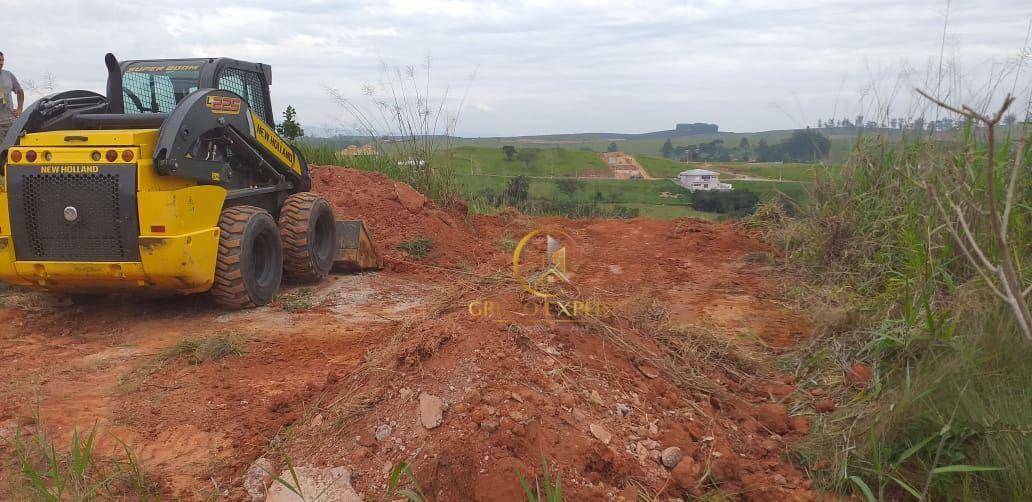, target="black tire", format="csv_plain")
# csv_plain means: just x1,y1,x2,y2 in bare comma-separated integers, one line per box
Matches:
211,206,283,309
279,192,336,282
